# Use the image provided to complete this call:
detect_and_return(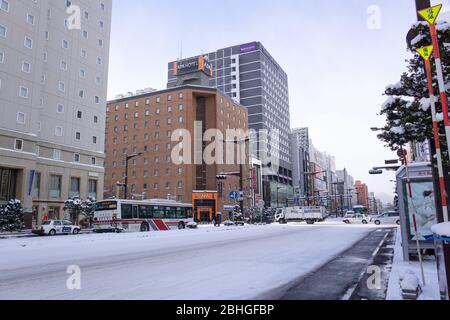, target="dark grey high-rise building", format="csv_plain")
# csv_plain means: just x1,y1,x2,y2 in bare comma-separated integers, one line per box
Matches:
168,42,293,206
